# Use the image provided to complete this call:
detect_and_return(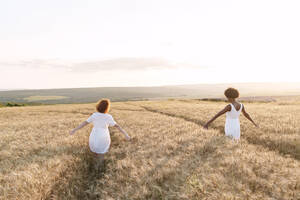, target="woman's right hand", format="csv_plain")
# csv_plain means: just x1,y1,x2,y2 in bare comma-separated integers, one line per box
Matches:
125,134,131,141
